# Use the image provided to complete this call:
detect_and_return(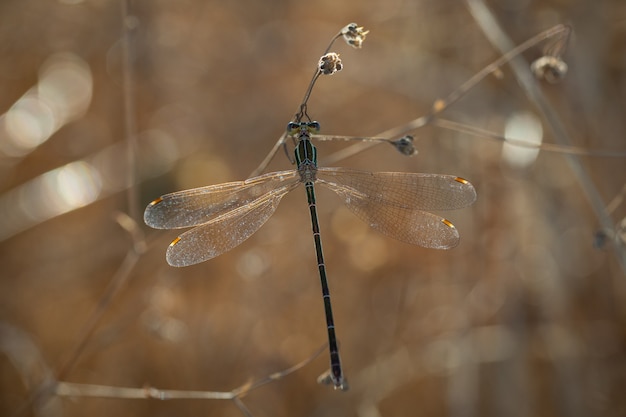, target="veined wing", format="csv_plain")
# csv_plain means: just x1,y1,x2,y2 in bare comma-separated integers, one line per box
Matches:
317,168,476,249
166,182,300,266
144,170,299,229
316,168,476,211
